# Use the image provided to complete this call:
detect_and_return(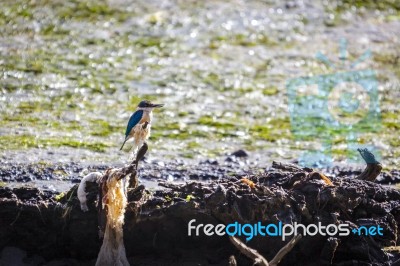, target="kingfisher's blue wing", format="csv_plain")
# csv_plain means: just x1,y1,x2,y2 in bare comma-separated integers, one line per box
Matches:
125,110,143,137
